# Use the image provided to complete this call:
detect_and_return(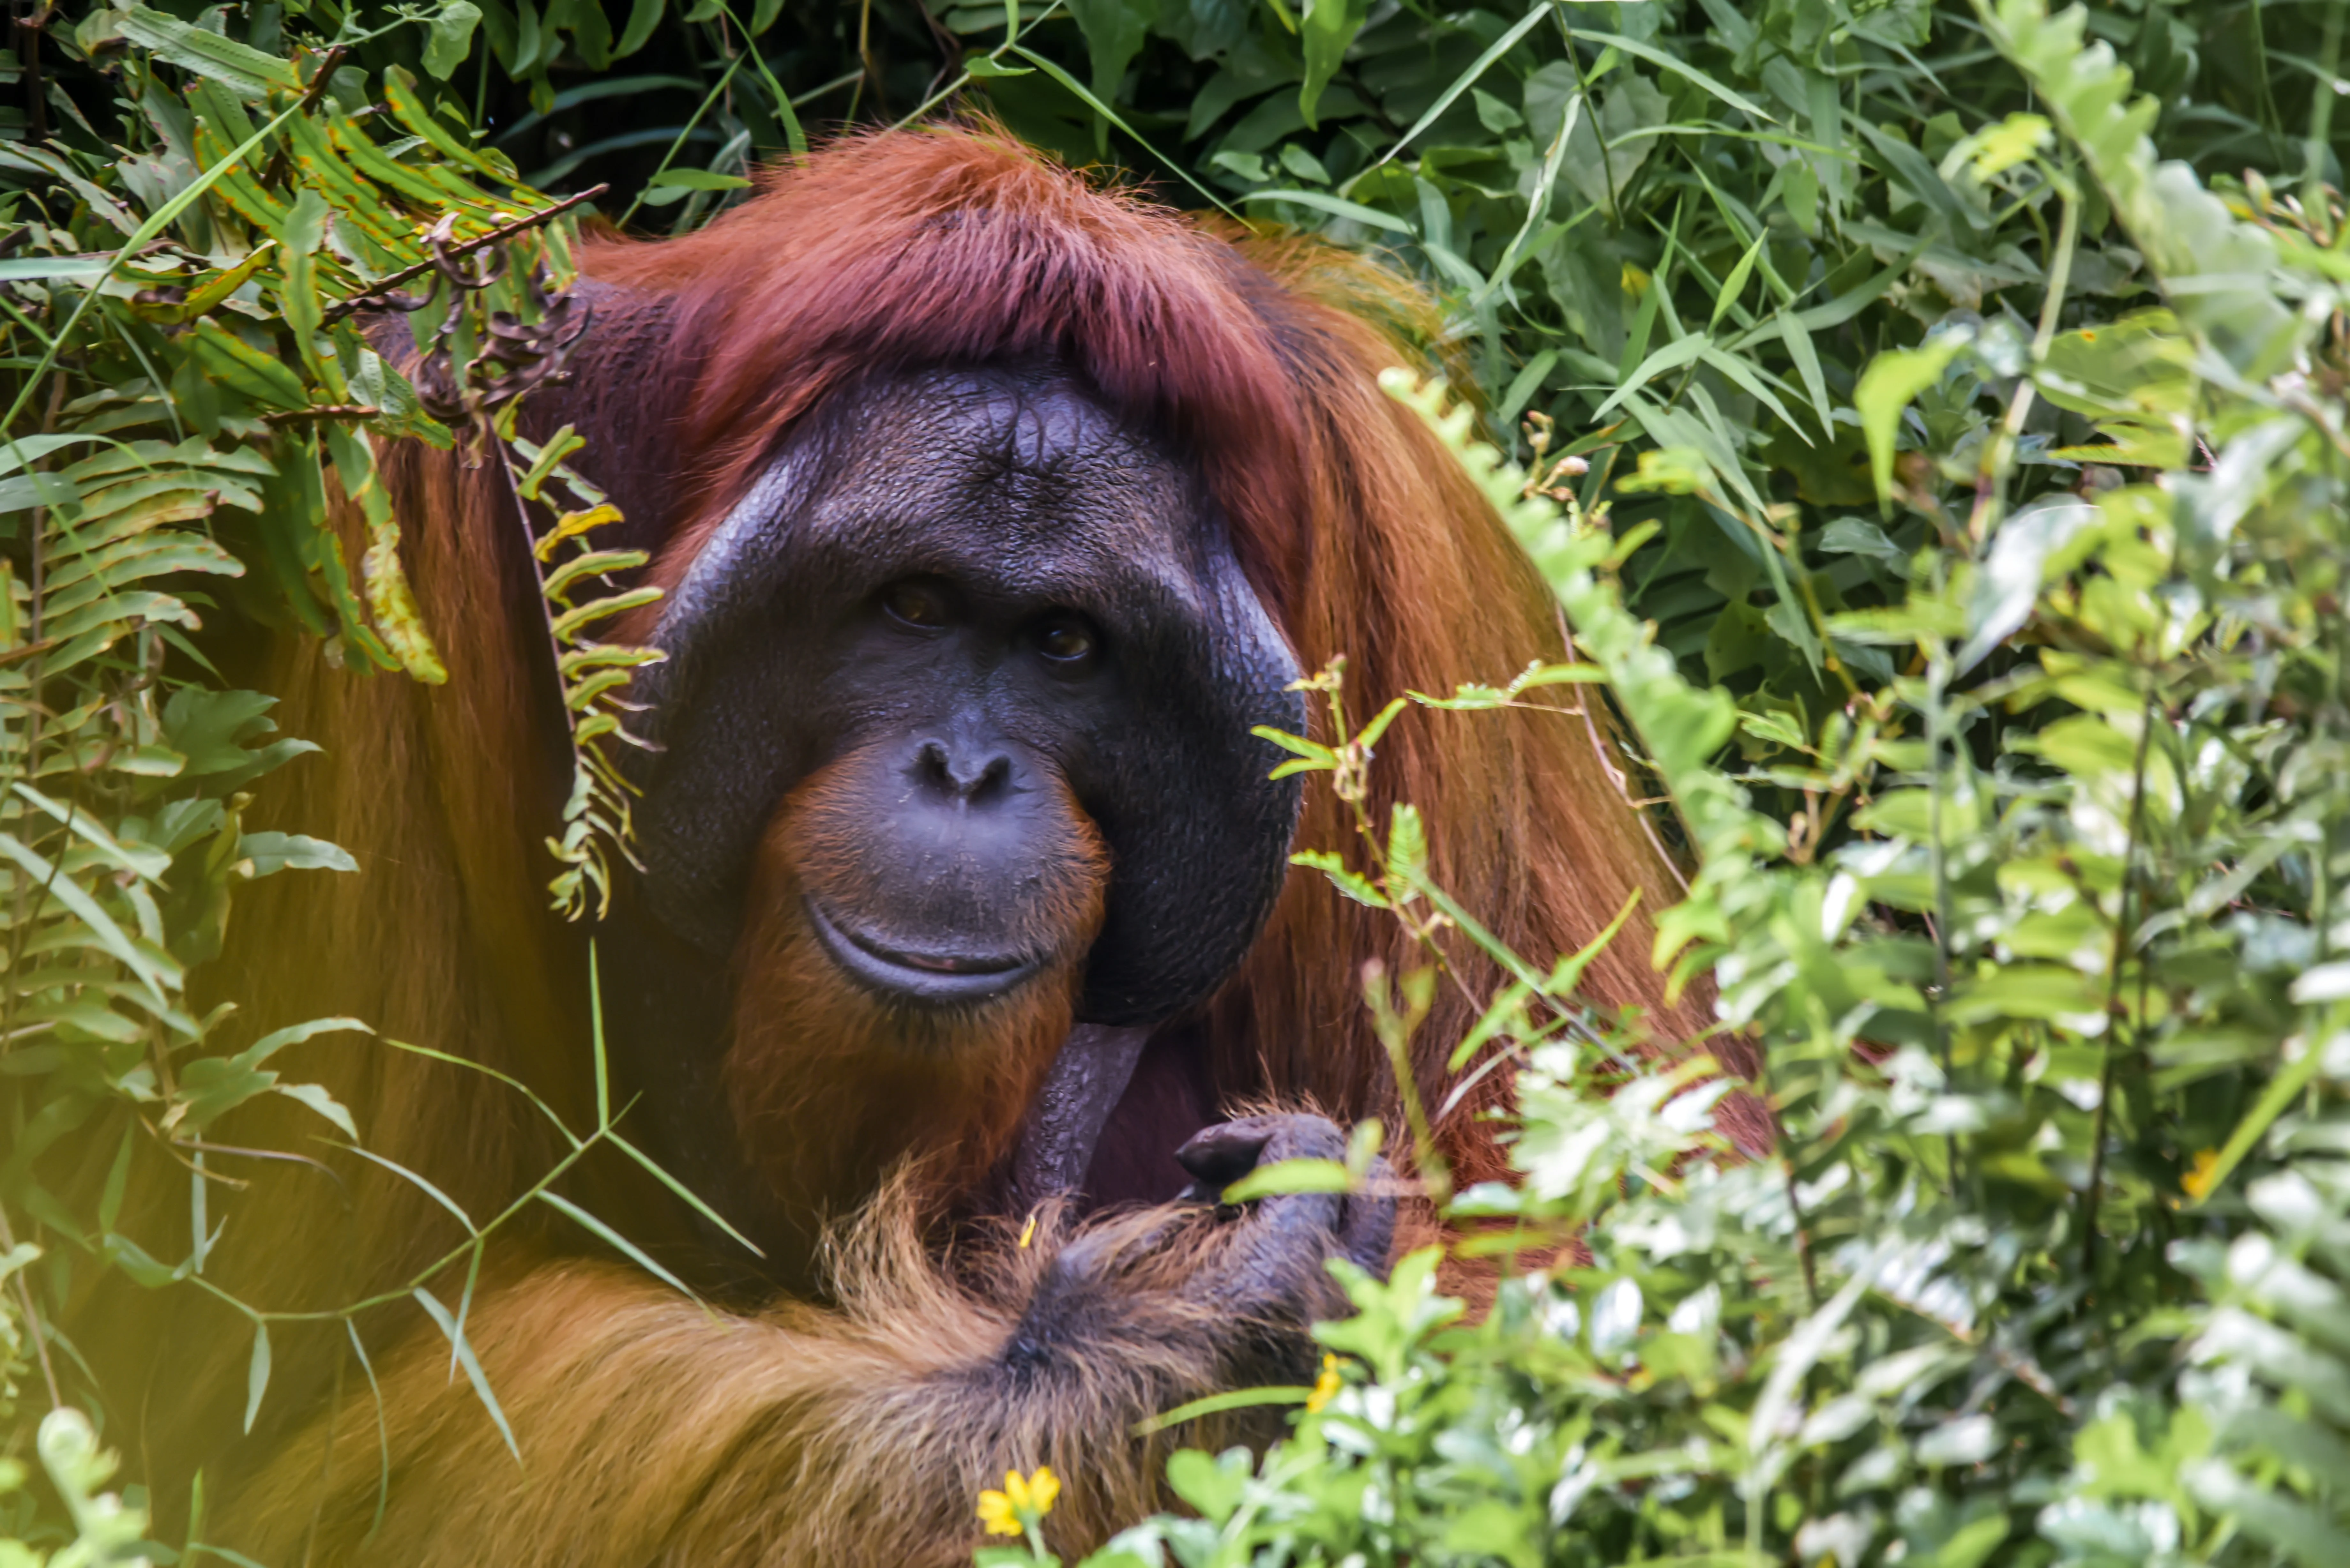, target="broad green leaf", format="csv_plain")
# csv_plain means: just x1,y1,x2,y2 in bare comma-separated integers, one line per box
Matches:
424,1,485,80
1066,0,1153,129
1856,330,1971,509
